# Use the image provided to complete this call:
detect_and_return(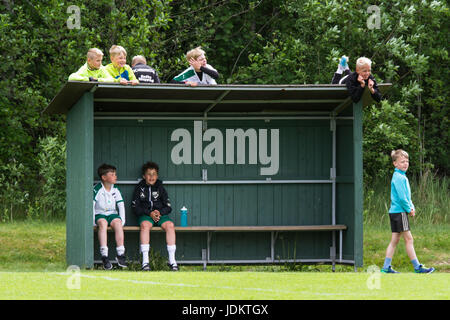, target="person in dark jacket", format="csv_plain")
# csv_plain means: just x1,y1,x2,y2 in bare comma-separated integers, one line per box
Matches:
331,56,382,103
131,161,178,271
131,55,160,83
